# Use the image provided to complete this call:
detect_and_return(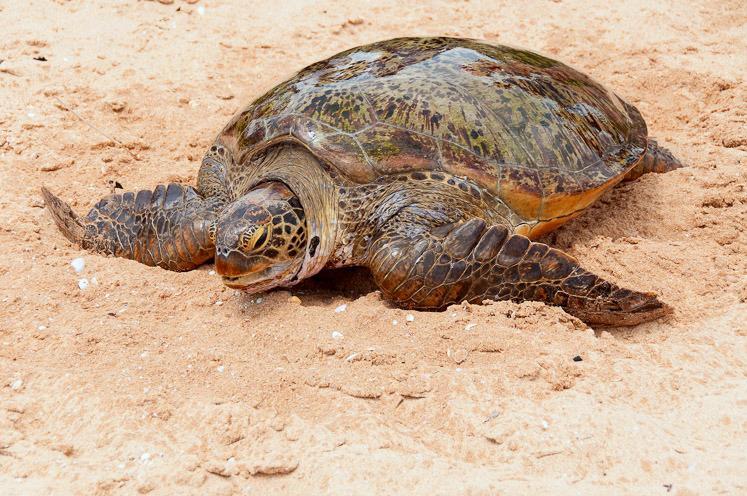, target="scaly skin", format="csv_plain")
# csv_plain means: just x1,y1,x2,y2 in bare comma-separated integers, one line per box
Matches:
216,181,308,292
366,216,669,326
41,184,220,271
